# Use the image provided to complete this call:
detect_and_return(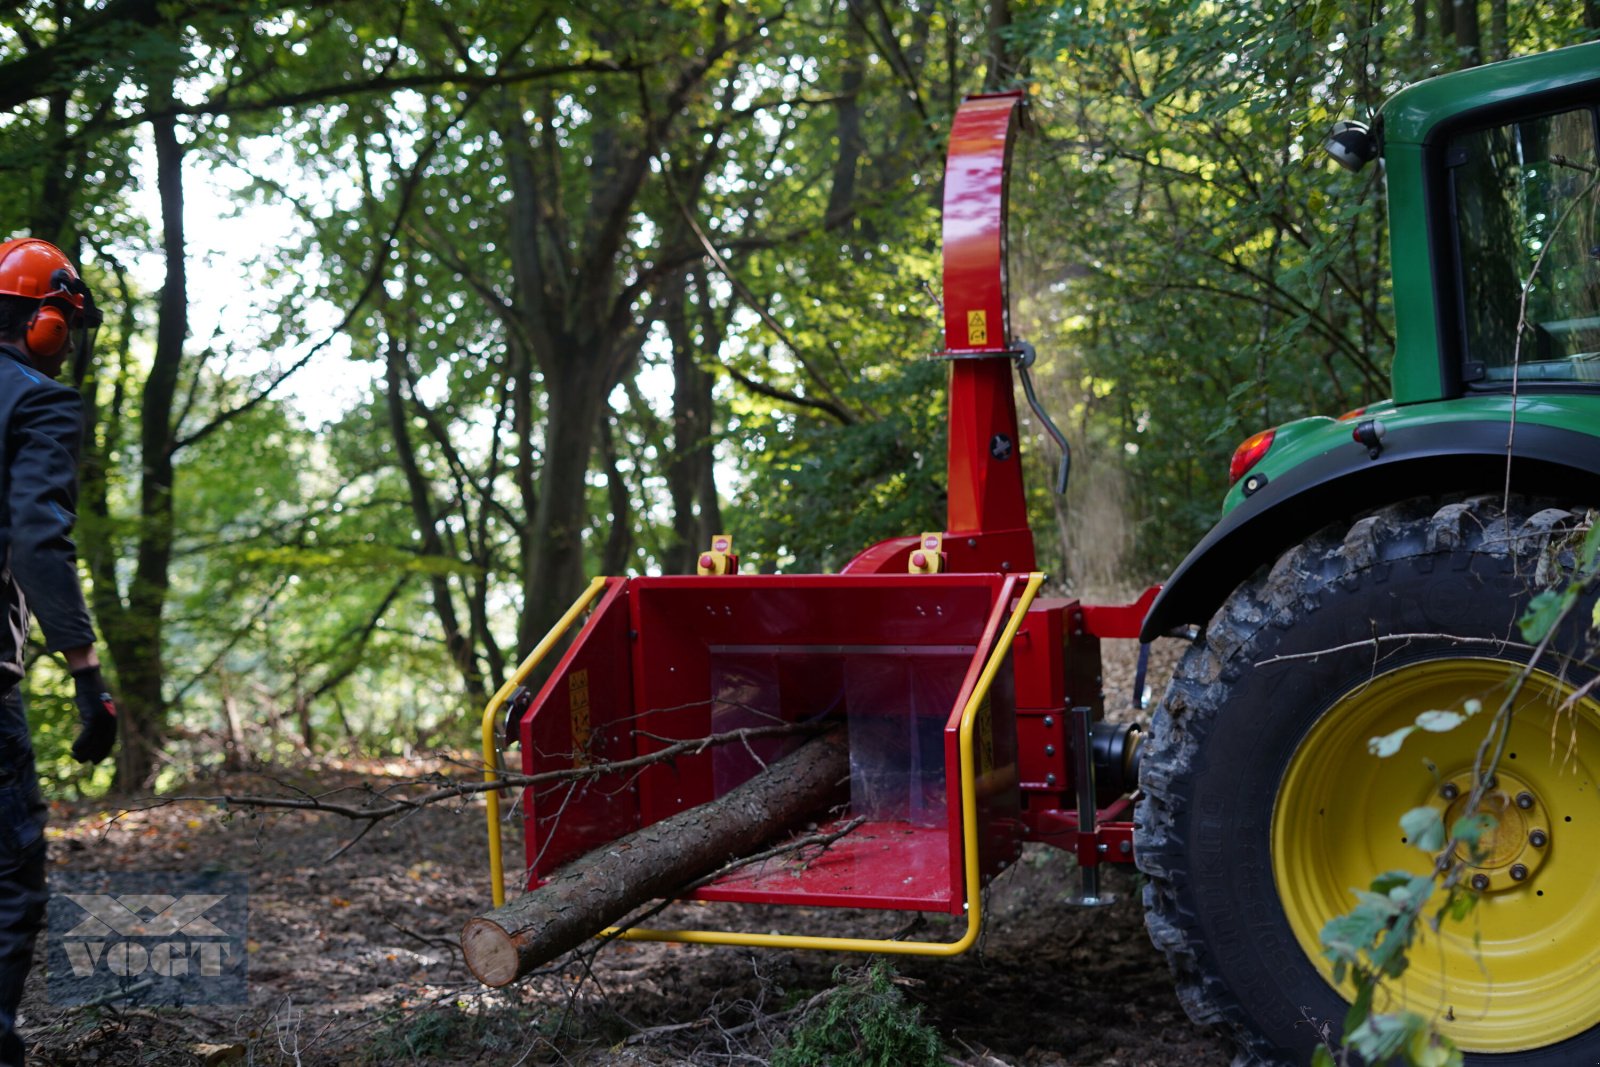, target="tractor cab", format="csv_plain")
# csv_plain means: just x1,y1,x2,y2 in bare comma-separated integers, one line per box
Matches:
1142,39,1600,643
